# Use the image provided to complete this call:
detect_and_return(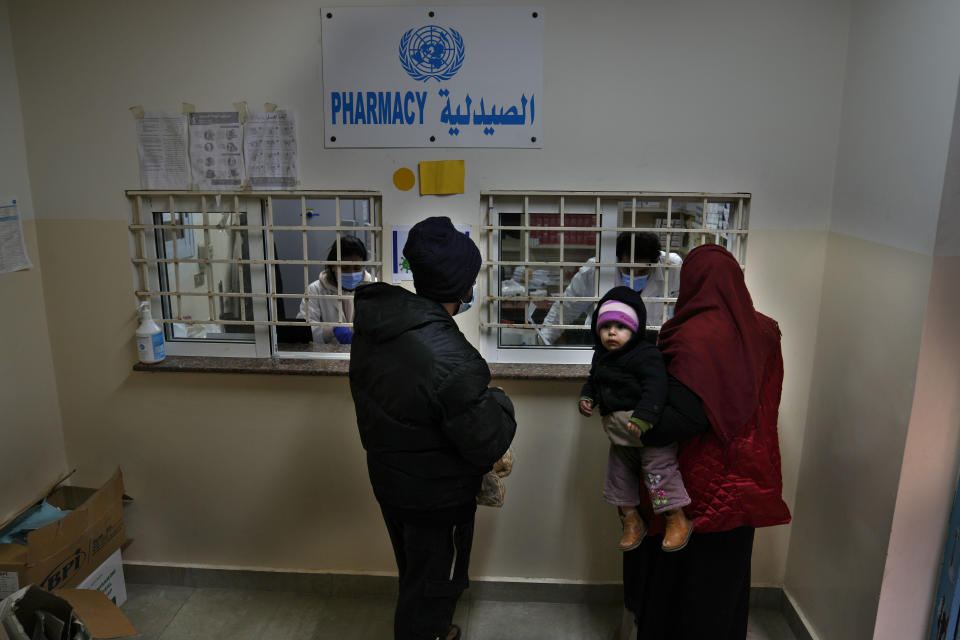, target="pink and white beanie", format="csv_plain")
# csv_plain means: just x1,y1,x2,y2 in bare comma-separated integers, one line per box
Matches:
596,300,639,334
